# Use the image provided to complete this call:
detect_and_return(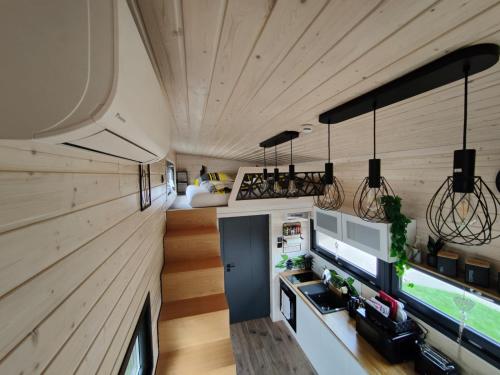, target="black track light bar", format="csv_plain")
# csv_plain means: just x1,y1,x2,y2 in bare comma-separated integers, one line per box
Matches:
259,131,299,148
319,44,499,124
